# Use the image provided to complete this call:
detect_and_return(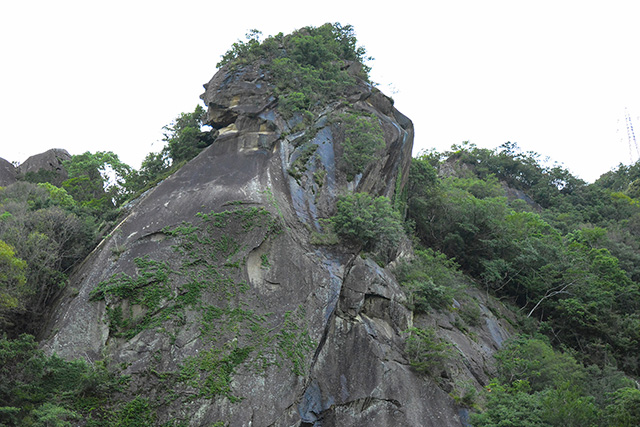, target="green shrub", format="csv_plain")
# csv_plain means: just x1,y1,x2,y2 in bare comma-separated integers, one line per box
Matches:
310,218,340,246
0,334,124,426
330,193,404,260
459,301,482,326
287,144,318,181
219,23,368,74
470,336,640,426
604,387,640,427
112,396,155,426
394,248,462,312
0,240,27,320
470,380,547,427
494,336,586,392
337,112,385,181
404,327,451,375
30,403,79,427
451,380,479,408
0,182,99,332
217,23,370,121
